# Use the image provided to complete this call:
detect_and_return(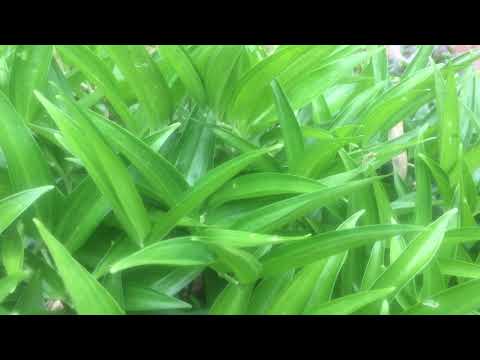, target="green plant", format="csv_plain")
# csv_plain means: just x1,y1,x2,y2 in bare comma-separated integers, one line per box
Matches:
0,45,480,315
